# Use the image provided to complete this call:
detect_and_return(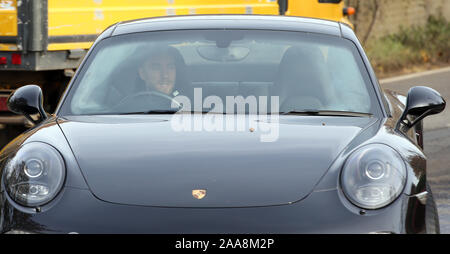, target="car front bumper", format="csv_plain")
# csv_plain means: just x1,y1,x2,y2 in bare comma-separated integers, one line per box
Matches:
0,187,425,234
